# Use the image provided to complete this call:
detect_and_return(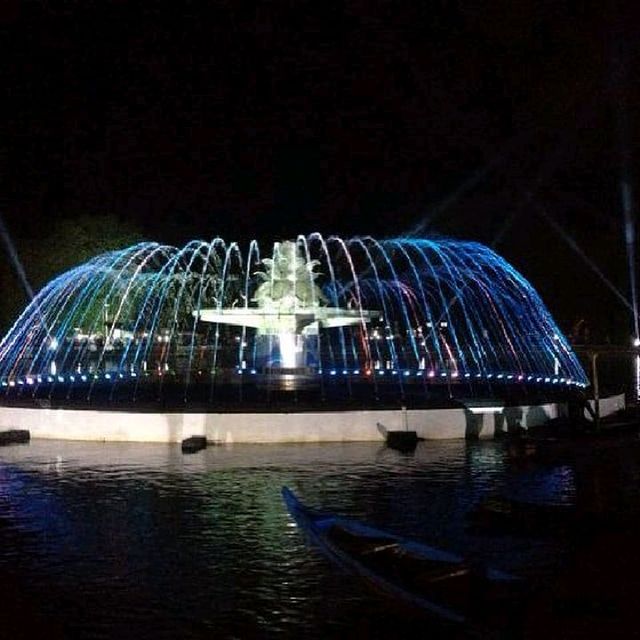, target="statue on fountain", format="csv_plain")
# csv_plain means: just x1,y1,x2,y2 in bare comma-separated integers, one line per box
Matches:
194,240,378,369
